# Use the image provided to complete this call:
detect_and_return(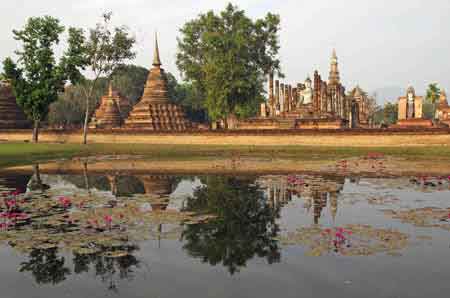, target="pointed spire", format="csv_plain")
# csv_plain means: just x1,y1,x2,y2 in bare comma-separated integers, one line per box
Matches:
108,81,113,97
331,49,338,64
153,32,162,67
